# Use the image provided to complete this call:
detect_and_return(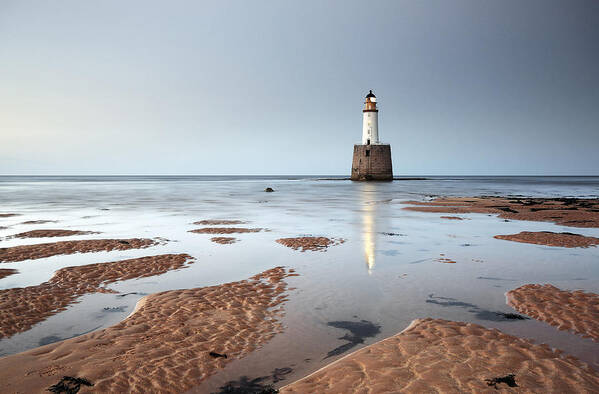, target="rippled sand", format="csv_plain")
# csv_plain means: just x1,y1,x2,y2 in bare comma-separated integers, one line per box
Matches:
0,254,193,338
0,238,158,263
0,268,18,280
189,227,263,234
8,229,99,239
193,220,247,225
508,284,599,341
495,231,599,248
281,318,599,393
210,237,238,244
403,197,599,227
276,237,345,252
0,267,292,393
